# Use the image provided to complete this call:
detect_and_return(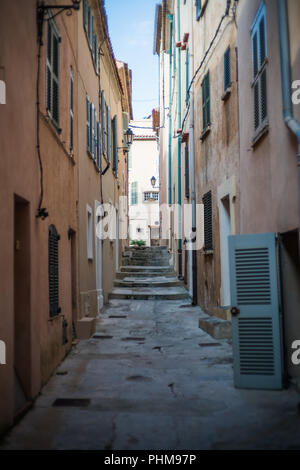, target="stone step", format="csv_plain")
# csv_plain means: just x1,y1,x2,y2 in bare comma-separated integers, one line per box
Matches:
116,271,176,279
198,314,232,339
122,261,171,267
114,277,183,288
120,266,174,273
108,287,190,301
125,246,168,252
